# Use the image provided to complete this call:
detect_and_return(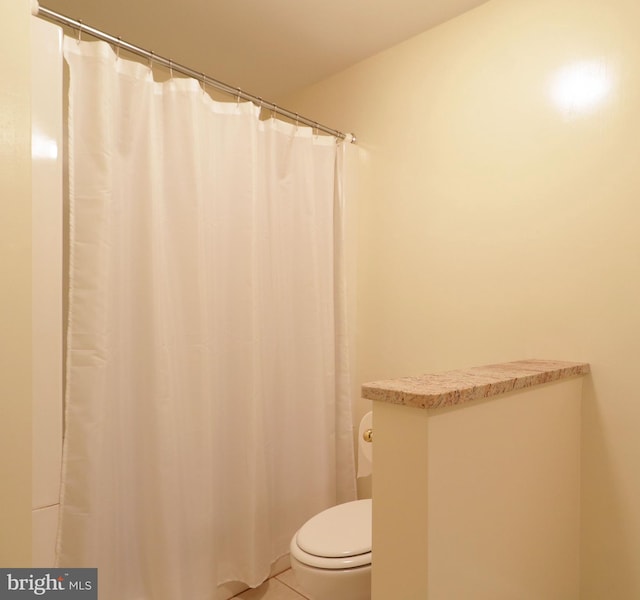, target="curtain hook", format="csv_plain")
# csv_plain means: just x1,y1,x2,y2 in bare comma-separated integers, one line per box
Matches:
76,20,82,44
295,114,300,128
271,104,277,120
236,88,242,107
313,122,319,138
115,36,121,60
169,59,173,79
200,73,207,94
148,50,154,71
